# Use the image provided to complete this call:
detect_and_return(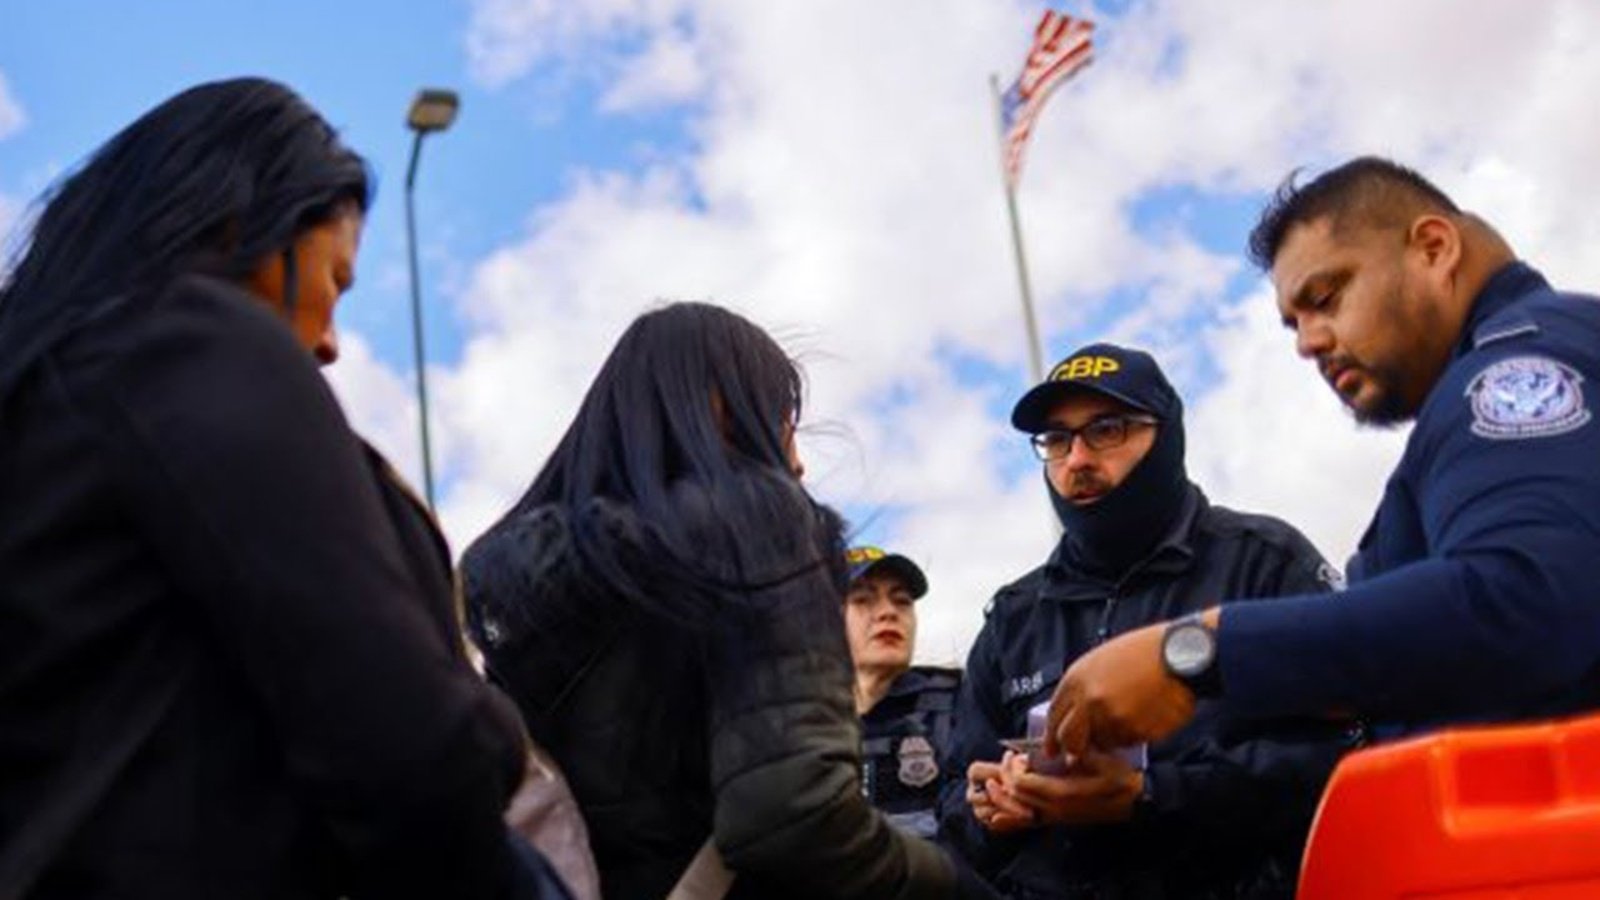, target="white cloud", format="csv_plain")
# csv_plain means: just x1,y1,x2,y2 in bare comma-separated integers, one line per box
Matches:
322,332,427,493
600,26,707,113
409,0,1600,662
0,70,25,141
464,0,692,89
